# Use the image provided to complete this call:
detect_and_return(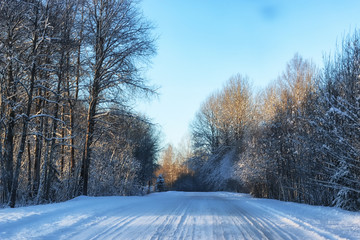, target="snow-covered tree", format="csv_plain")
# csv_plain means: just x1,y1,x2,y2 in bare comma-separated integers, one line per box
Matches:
318,31,360,210
79,0,156,196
